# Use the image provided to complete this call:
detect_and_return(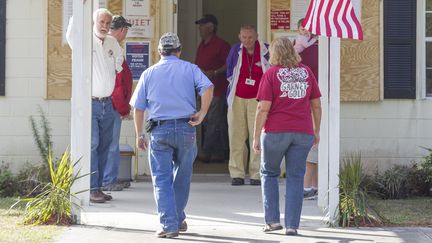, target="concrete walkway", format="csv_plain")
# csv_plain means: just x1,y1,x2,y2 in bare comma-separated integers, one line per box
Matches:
56,175,432,243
